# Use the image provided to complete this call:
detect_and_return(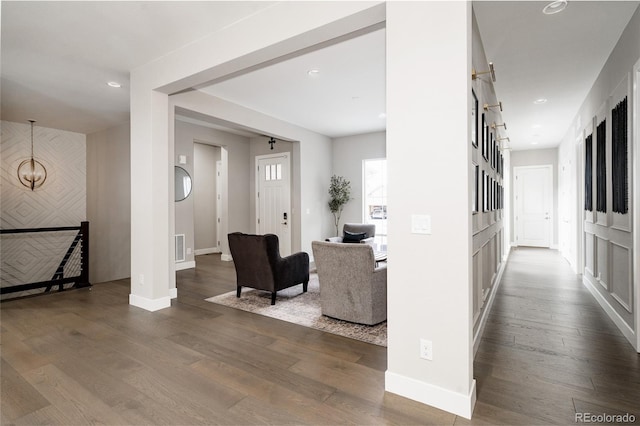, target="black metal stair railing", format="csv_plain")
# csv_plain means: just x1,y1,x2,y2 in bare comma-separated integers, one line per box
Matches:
0,221,91,296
